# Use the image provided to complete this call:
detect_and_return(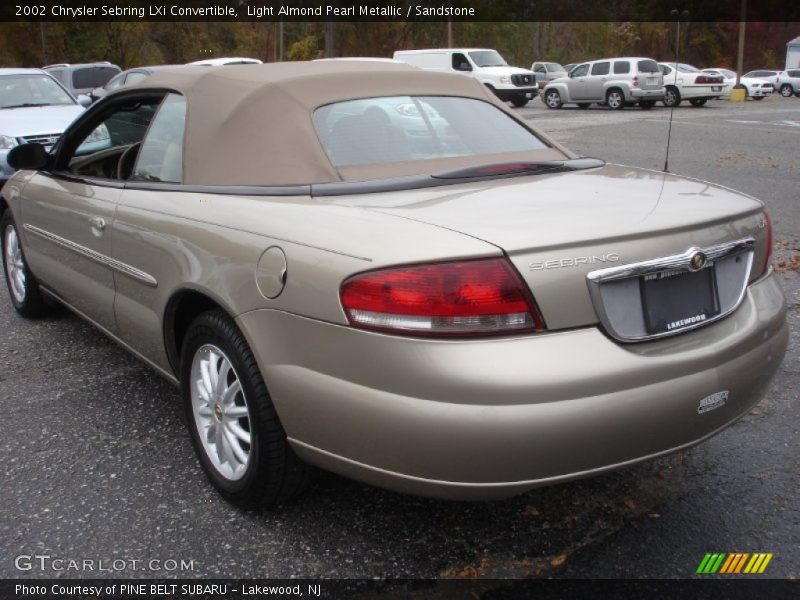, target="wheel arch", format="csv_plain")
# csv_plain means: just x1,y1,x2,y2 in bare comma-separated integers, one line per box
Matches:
163,287,238,377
